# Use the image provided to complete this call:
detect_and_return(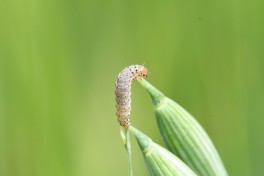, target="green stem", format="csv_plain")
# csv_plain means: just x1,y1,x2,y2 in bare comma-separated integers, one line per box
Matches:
126,129,133,176
121,128,133,176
